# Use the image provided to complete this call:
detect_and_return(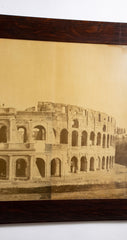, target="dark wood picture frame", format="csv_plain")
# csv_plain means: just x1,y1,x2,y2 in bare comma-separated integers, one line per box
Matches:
0,14,127,224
